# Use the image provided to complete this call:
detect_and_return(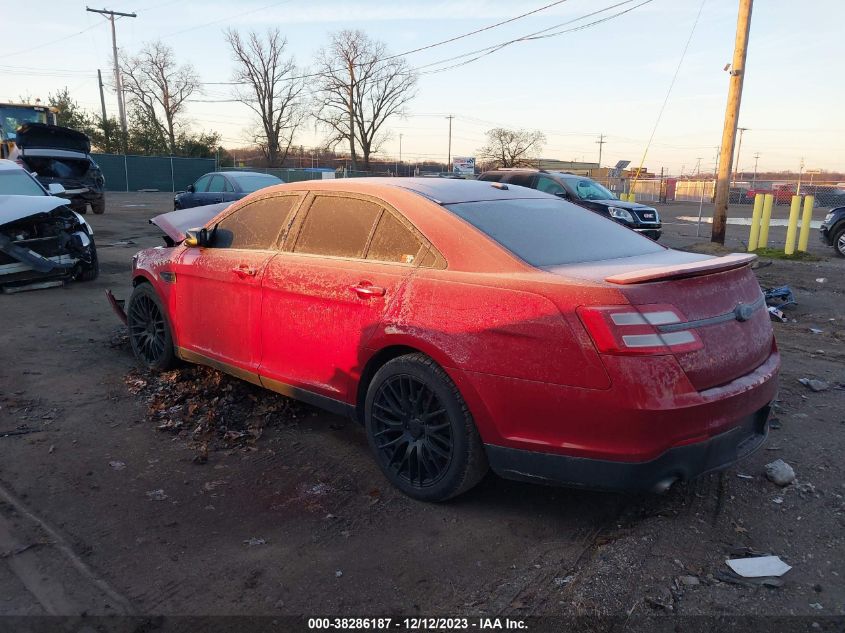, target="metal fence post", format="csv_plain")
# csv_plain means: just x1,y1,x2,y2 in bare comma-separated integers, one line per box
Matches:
170,156,175,193
123,154,129,192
